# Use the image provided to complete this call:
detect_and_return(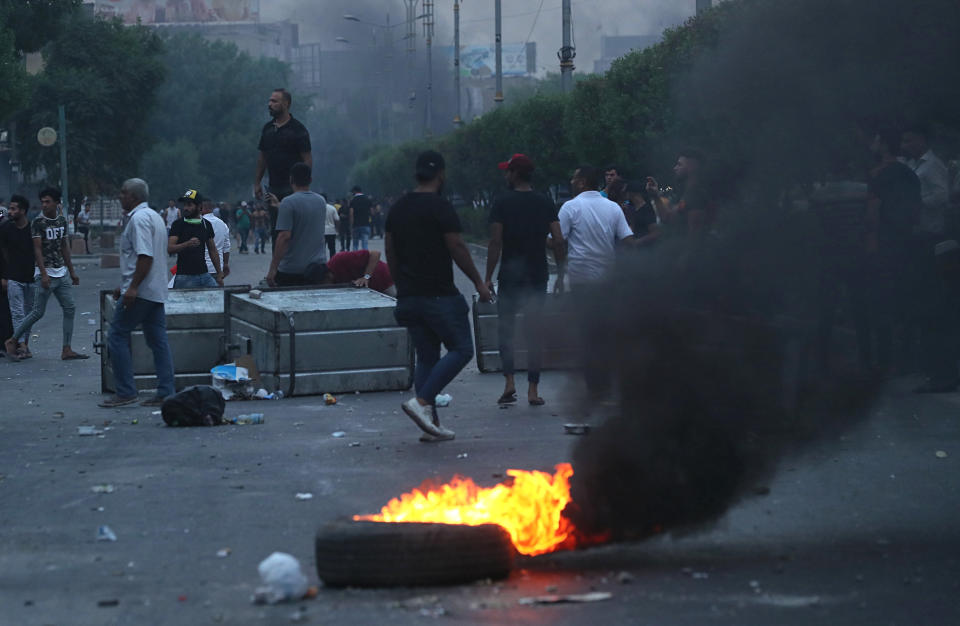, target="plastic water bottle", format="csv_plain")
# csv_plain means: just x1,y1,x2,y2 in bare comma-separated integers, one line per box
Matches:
233,413,264,425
